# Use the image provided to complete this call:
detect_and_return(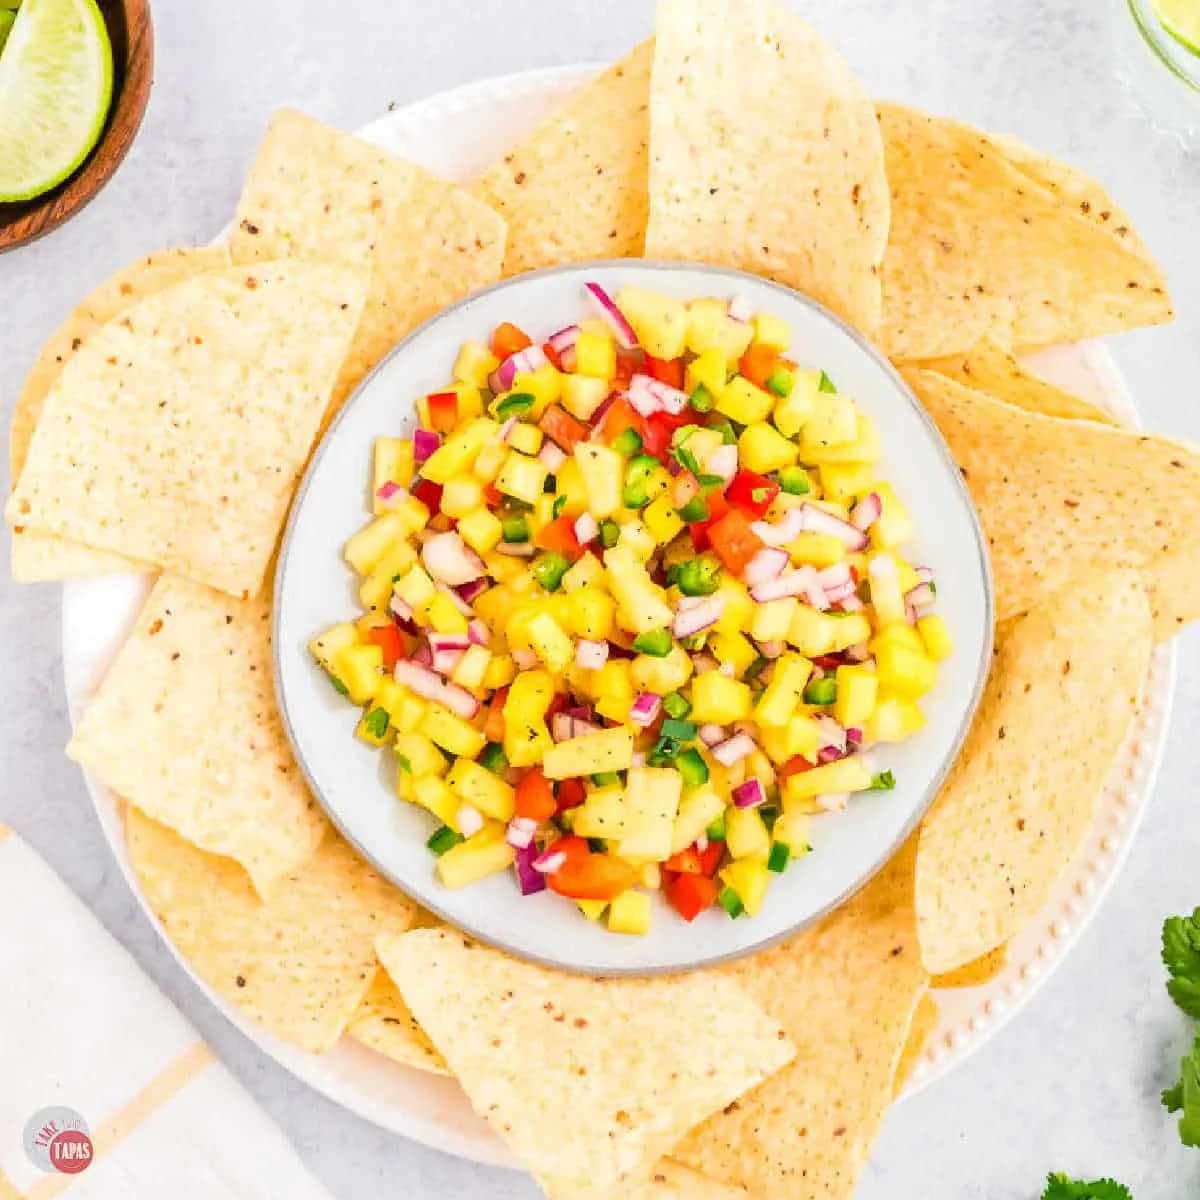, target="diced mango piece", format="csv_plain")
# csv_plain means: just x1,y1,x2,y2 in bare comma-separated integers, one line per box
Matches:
457,508,503,557
577,899,608,922
563,585,615,641
685,345,728,400
642,494,684,545
394,564,437,611
710,630,758,676
424,592,469,635
750,312,789,352
541,727,635,779
690,672,753,724
436,823,515,888
508,422,544,456
593,660,634,724
713,578,755,636
411,775,462,828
